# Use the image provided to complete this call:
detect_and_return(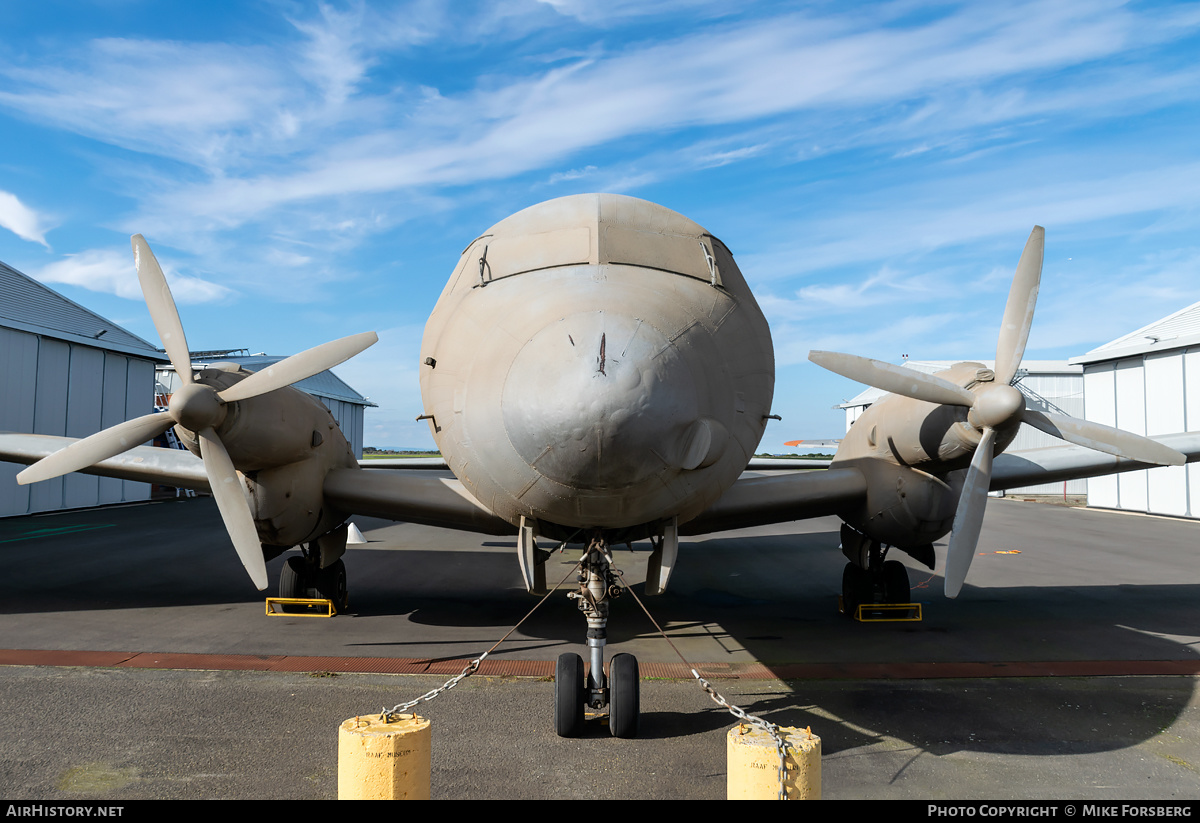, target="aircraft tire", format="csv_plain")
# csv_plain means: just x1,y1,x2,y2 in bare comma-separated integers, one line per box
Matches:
278,556,312,612
608,653,640,739
842,563,866,618
279,556,307,599
882,560,910,604
554,652,585,738
315,559,348,613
